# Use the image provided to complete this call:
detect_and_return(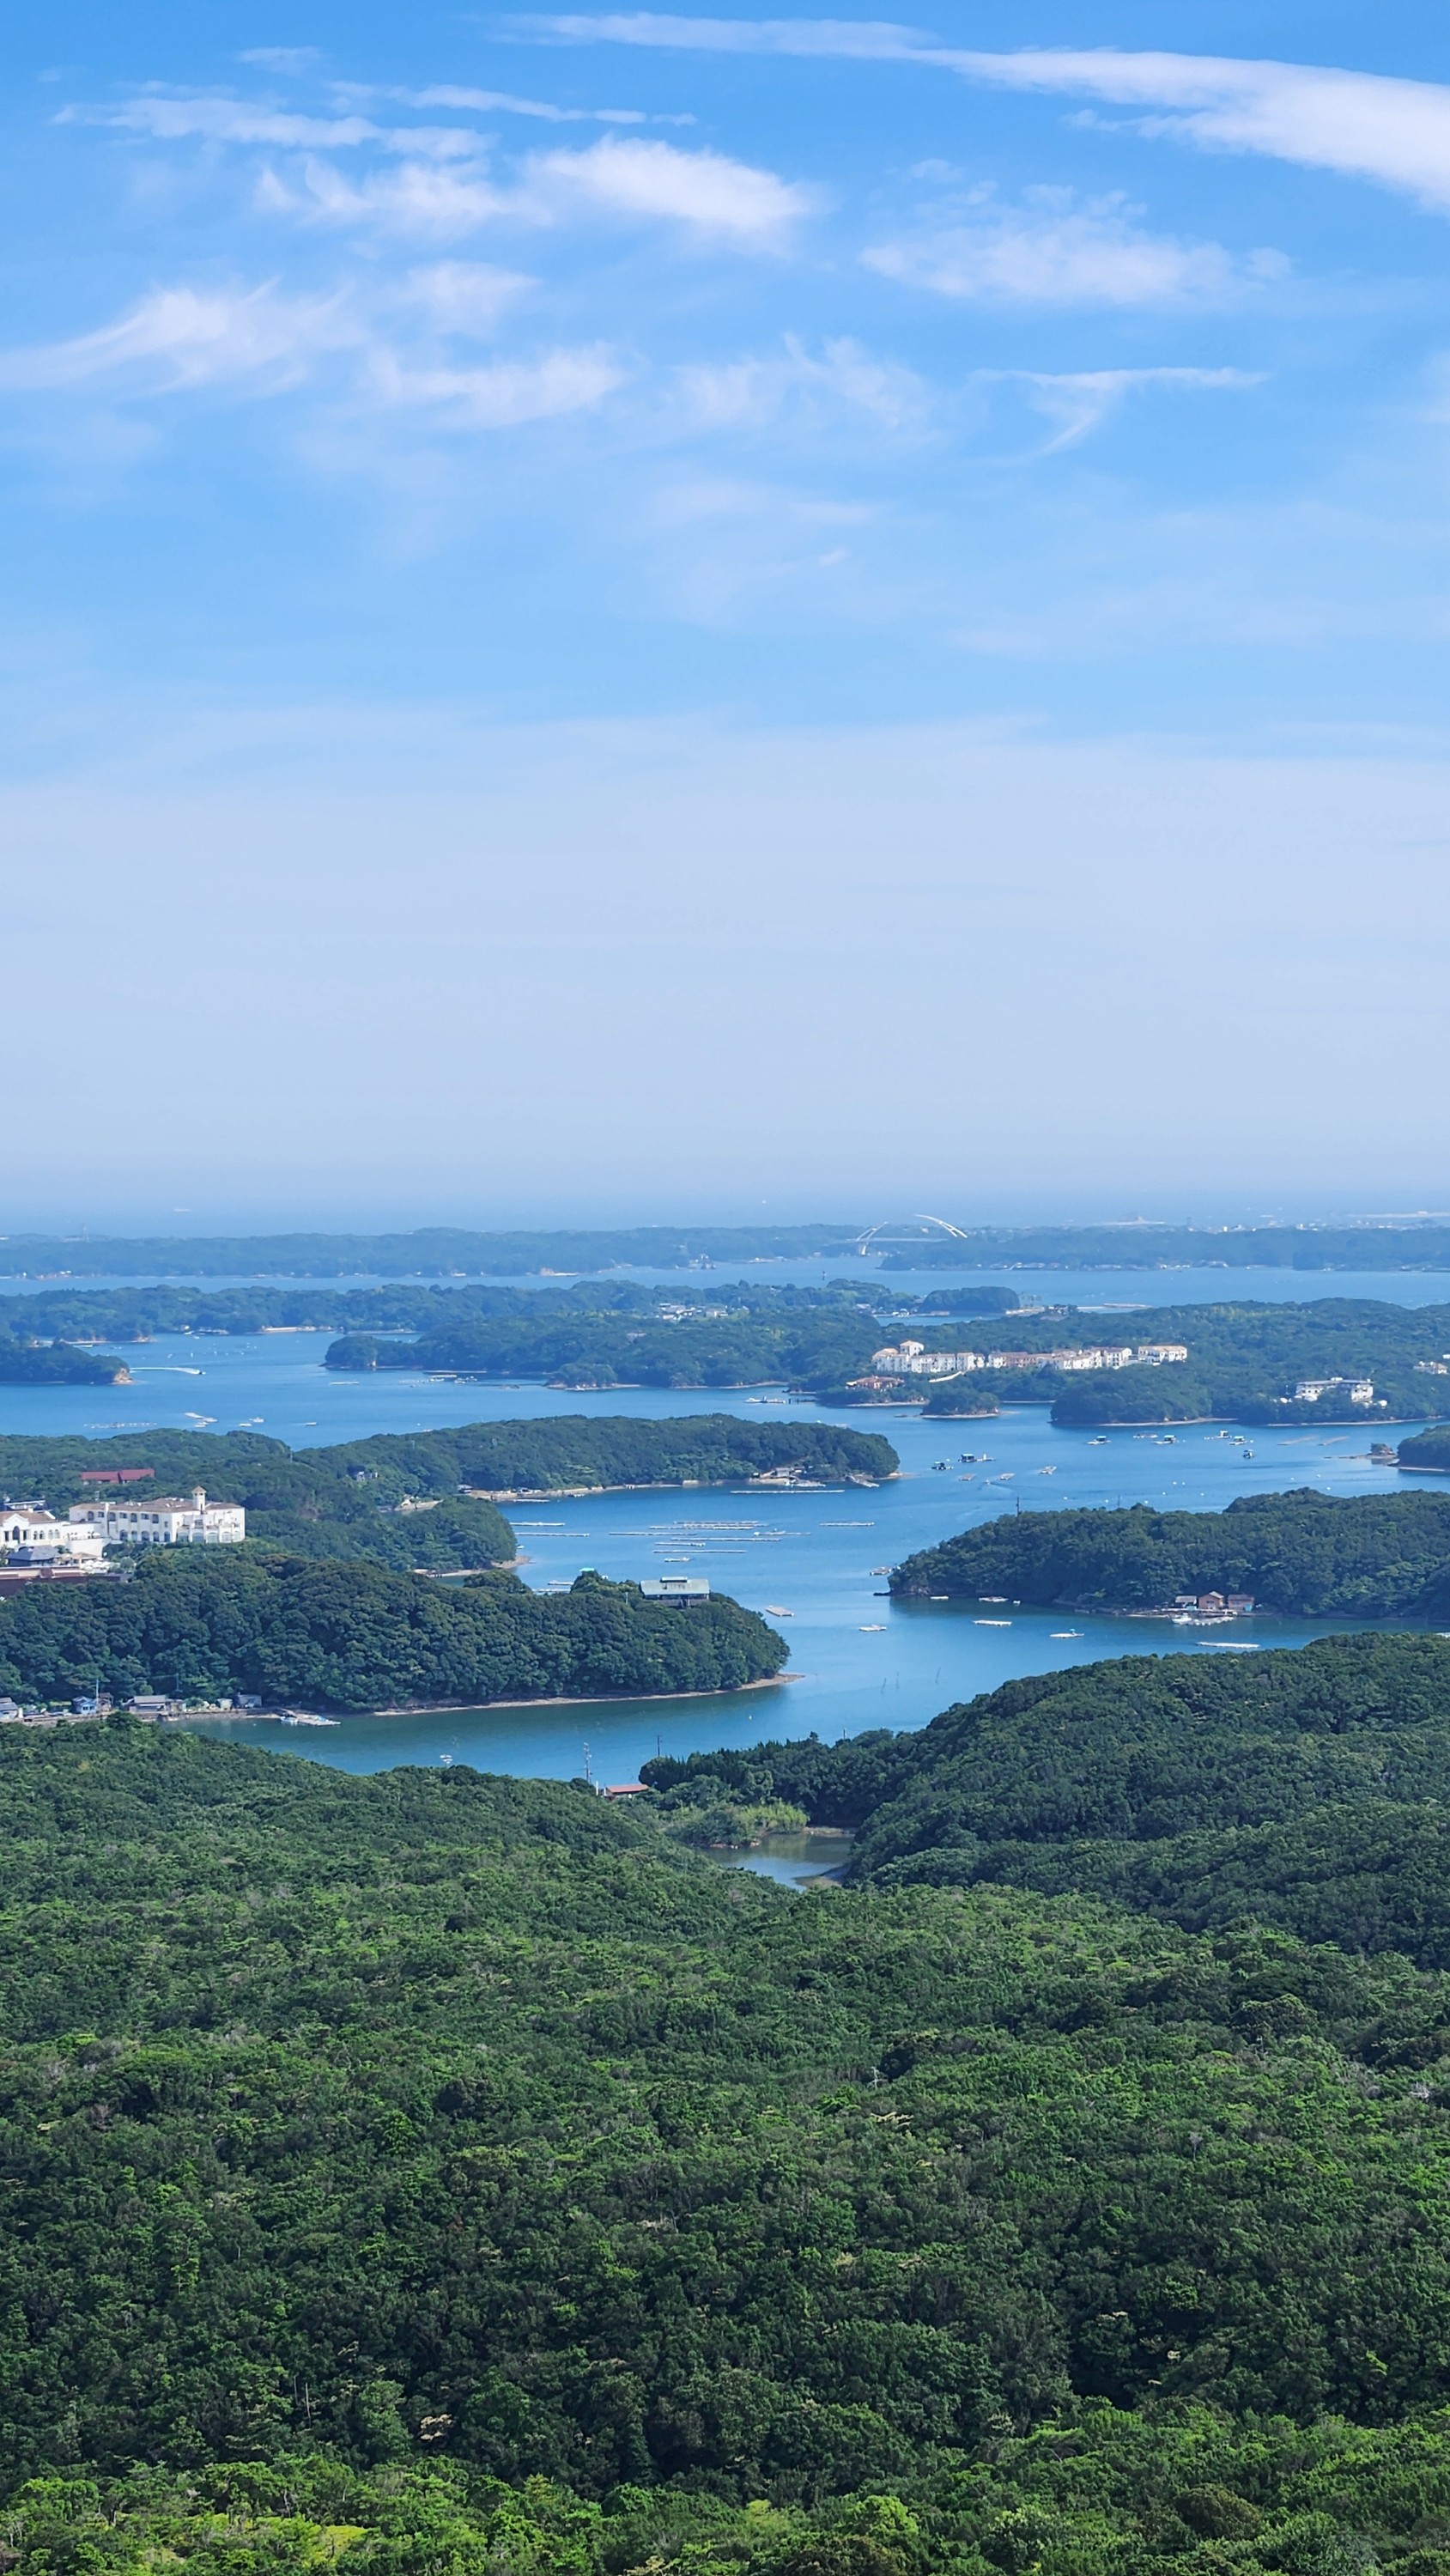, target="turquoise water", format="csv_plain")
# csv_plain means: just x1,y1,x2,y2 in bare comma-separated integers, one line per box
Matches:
3,1294,1446,1783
